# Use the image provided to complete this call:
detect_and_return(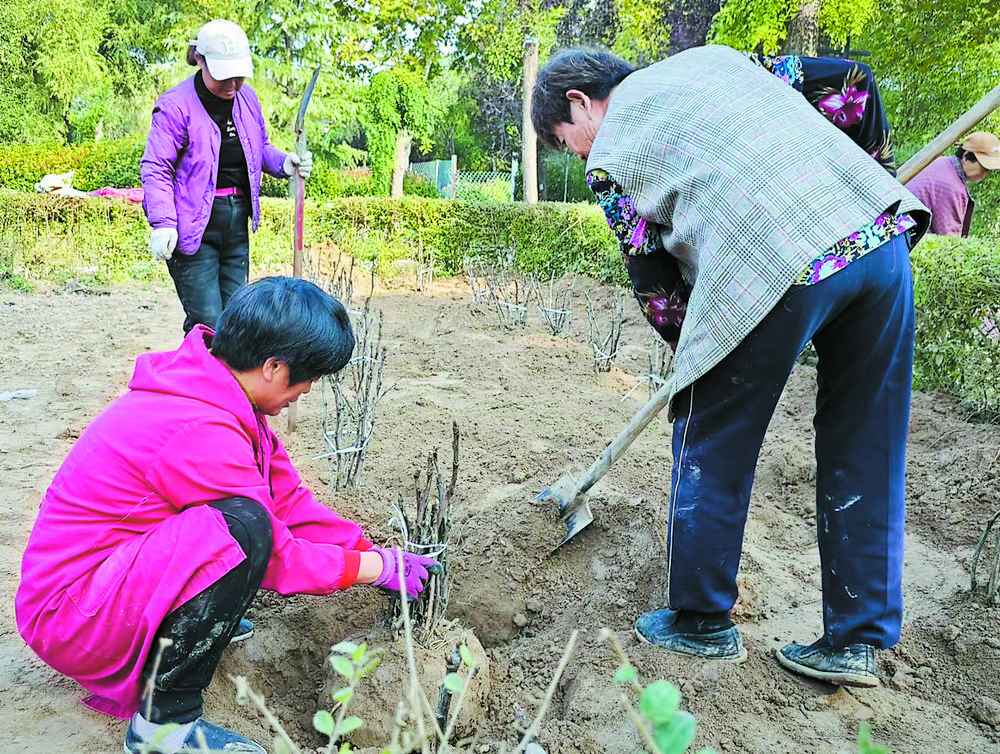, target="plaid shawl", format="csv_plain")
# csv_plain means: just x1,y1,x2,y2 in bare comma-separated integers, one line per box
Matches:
587,44,929,399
